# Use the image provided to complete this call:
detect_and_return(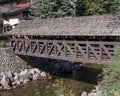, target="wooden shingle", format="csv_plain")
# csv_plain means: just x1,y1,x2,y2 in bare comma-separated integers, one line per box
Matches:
7,14,120,36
